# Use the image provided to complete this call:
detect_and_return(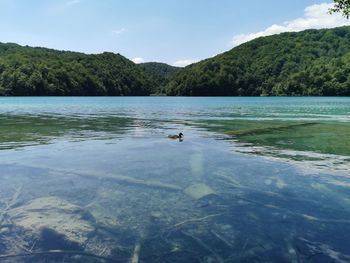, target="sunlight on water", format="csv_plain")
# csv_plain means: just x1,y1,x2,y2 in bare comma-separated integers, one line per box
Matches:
0,97,349,262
